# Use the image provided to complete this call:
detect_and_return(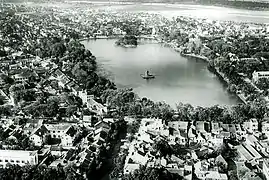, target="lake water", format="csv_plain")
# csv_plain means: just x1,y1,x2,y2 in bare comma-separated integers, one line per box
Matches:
83,39,239,108
92,3,269,24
